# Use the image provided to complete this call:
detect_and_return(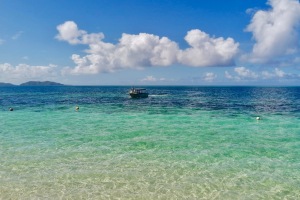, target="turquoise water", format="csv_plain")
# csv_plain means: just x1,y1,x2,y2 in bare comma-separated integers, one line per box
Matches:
1,86,300,199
